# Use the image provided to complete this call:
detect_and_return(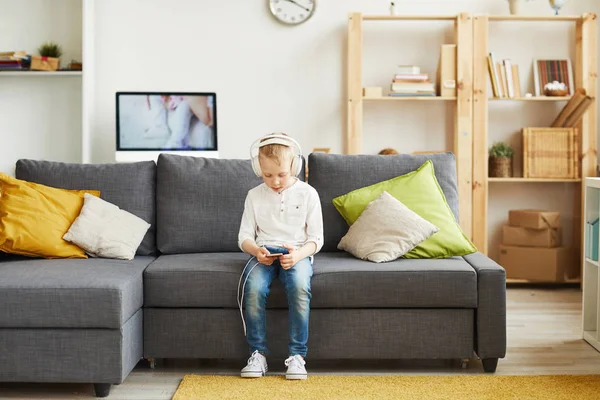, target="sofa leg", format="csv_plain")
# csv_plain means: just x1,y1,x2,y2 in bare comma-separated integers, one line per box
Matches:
482,358,498,373
148,357,157,369
461,358,470,369
94,383,112,398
